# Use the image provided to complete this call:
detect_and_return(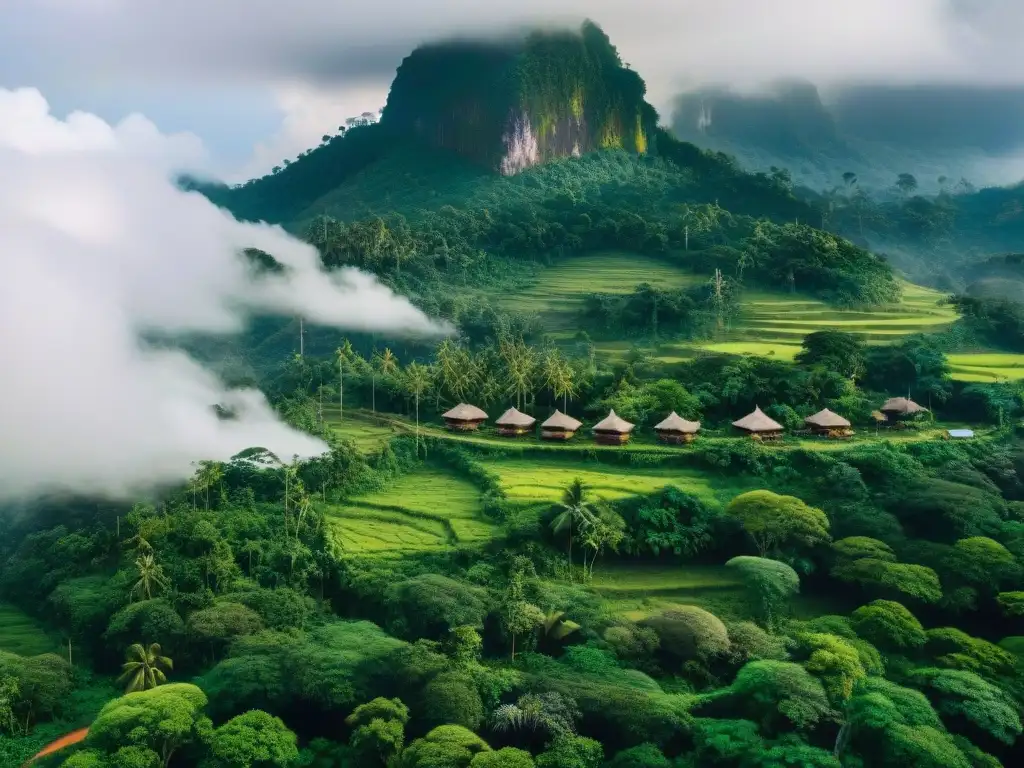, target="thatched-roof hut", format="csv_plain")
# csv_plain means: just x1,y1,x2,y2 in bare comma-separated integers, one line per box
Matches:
732,407,784,441
653,412,701,444
592,409,635,445
442,403,488,431
495,407,536,437
804,408,853,438
880,397,928,417
871,410,888,424
541,410,582,441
